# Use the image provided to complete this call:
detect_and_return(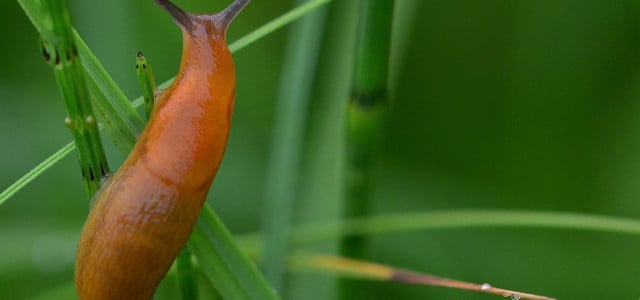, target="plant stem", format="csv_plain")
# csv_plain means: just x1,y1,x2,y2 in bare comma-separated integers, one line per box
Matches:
260,0,327,293
135,51,157,120
176,247,197,300
37,0,110,198
340,0,394,298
